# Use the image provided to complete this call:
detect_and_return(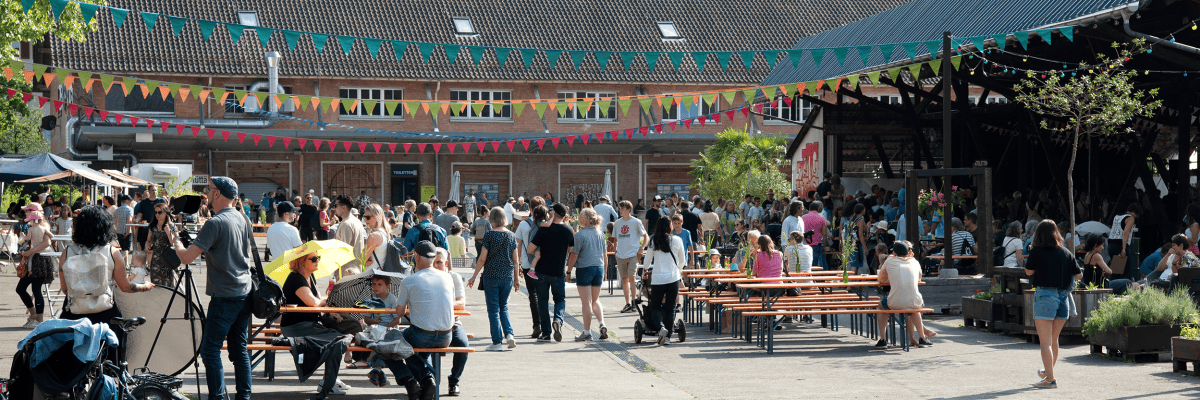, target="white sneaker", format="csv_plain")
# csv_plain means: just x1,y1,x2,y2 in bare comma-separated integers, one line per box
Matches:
656,328,670,345
505,334,516,349
317,381,348,395
334,379,351,391
21,319,38,330
574,331,593,341
485,343,505,352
